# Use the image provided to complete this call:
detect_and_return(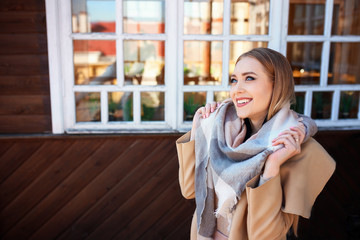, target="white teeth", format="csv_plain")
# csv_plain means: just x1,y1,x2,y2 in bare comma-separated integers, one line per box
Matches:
237,99,251,104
